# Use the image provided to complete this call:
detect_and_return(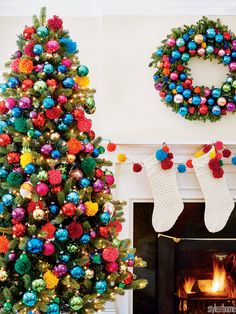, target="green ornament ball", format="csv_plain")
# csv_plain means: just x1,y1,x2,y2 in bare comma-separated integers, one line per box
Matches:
37,26,49,38
3,302,12,311
34,81,47,93
7,172,23,187
222,83,231,93
32,278,46,292
113,238,121,248
69,296,84,311
67,244,78,253
118,282,125,289
77,65,89,77
91,253,101,264
232,80,236,89
27,129,35,137
86,97,95,109
14,117,28,133
98,146,105,154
